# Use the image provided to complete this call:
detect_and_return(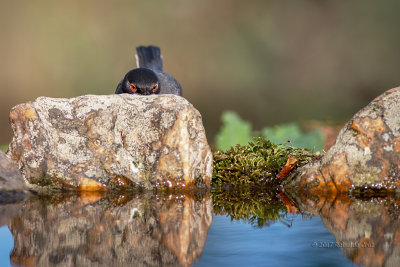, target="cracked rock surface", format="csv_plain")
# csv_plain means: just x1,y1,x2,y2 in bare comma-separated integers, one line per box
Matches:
285,86,400,194
7,94,213,191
